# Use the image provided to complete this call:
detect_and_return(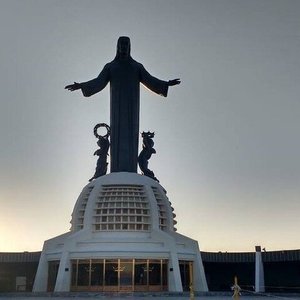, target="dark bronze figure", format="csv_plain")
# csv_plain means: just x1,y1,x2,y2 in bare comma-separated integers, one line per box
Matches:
138,131,159,182
89,123,110,182
65,36,180,173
